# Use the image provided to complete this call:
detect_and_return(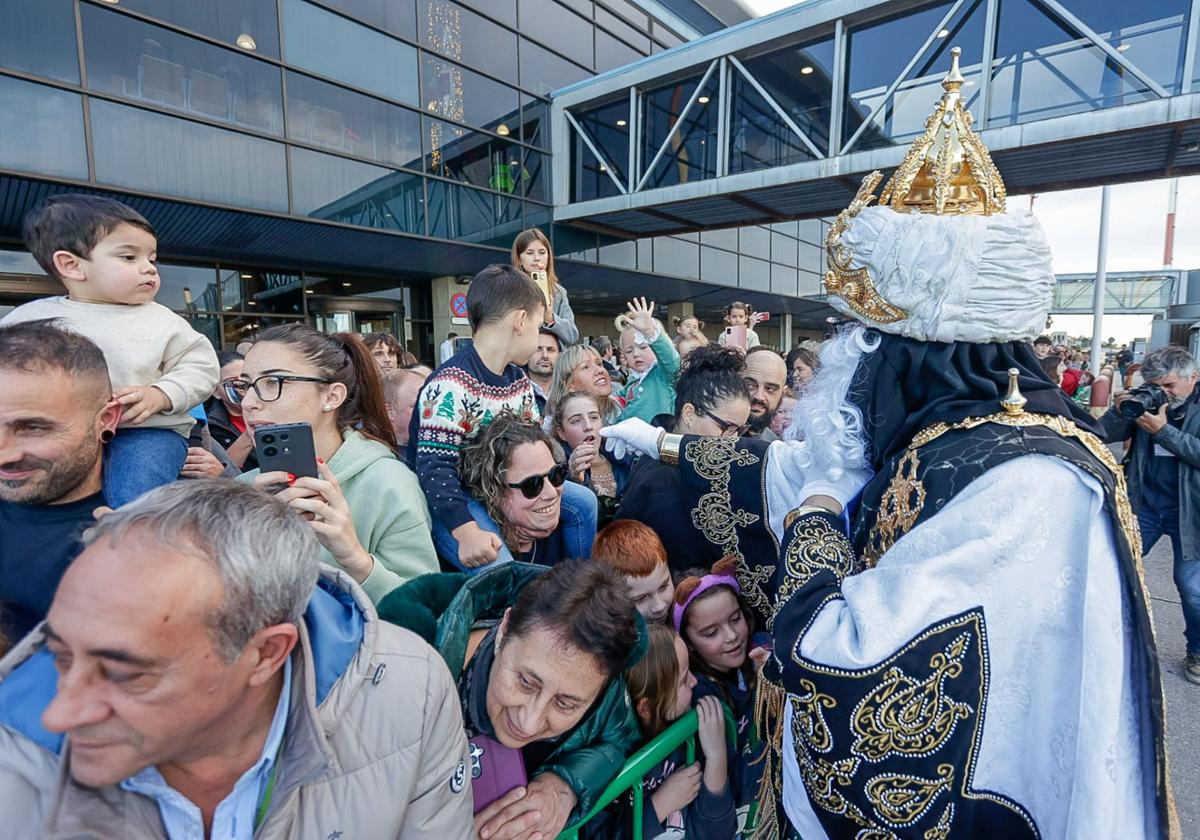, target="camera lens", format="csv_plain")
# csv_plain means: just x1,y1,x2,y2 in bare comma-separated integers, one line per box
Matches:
262,433,275,444
263,446,278,457
280,433,290,441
